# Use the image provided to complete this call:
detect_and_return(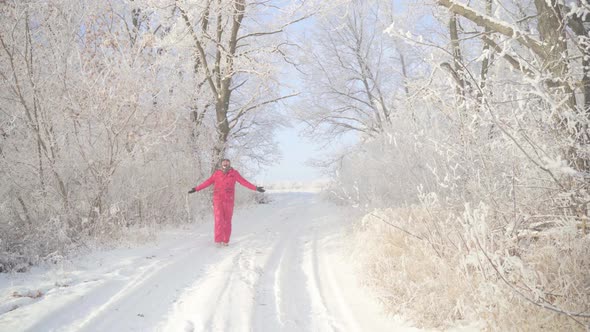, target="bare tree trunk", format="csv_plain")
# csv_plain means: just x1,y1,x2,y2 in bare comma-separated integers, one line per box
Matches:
399,49,410,98
479,0,492,97
567,17,590,113
533,0,576,111
447,13,471,147
436,0,588,171
179,0,244,164
398,45,416,123
449,14,465,101
179,0,300,167
0,10,70,206
533,0,589,172
213,0,245,162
